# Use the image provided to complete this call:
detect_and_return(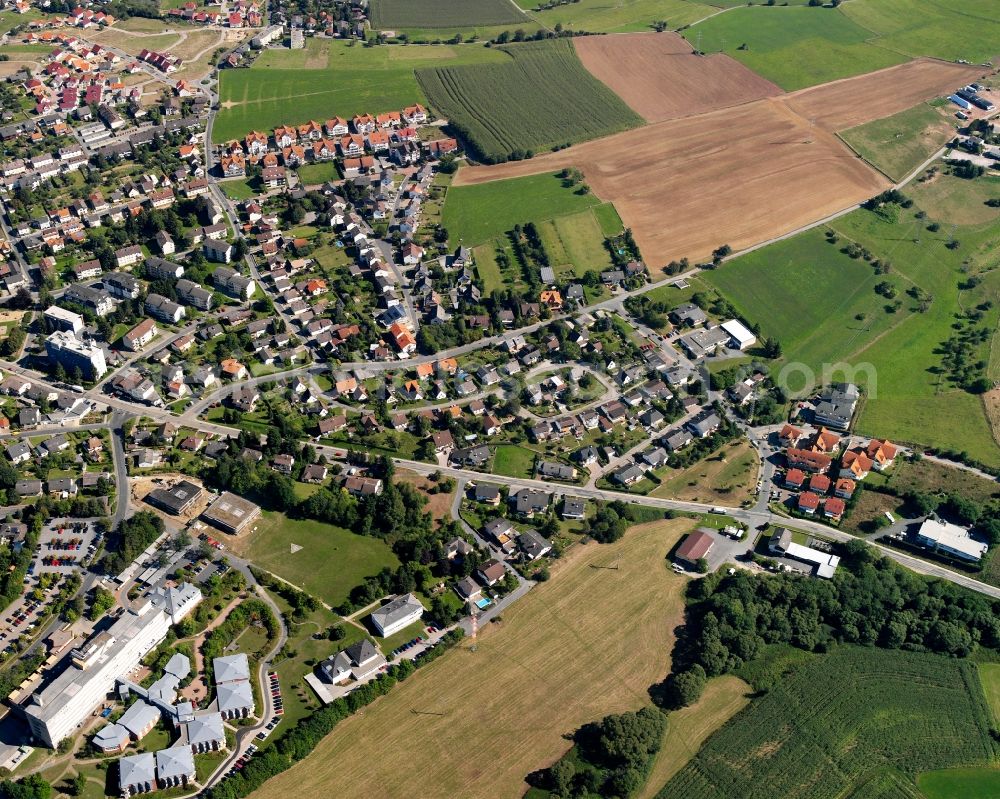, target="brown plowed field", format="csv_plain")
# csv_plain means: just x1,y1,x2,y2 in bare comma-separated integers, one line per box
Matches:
456,98,888,265
454,56,993,266
574,32,783,123
784,57,986,132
